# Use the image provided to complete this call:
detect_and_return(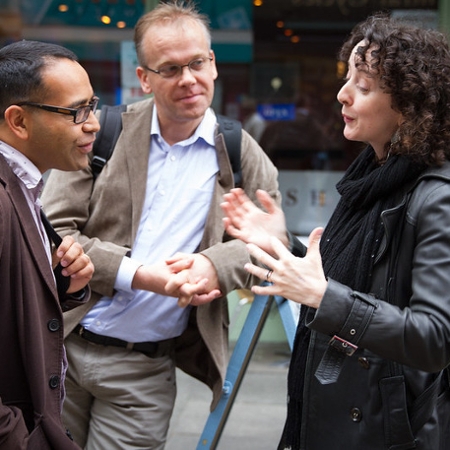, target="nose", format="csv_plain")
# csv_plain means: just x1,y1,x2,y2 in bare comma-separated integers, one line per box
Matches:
83,110,100,133
337,81,351,105
178,65,196,86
